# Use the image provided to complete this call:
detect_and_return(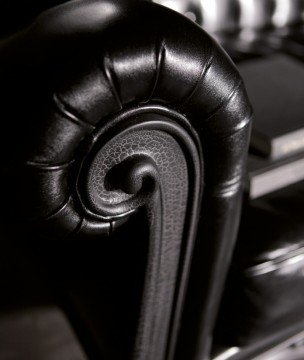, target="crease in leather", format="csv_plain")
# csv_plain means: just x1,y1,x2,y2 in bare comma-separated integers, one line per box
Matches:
26,159,73,170
179,45,215,109
53,93,96,131
147,38,166,102
102,52,123,110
